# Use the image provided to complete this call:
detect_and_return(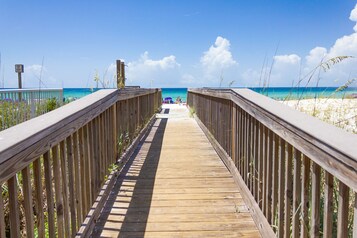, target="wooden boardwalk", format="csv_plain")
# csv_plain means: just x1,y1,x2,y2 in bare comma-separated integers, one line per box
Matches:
91,104,260,237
